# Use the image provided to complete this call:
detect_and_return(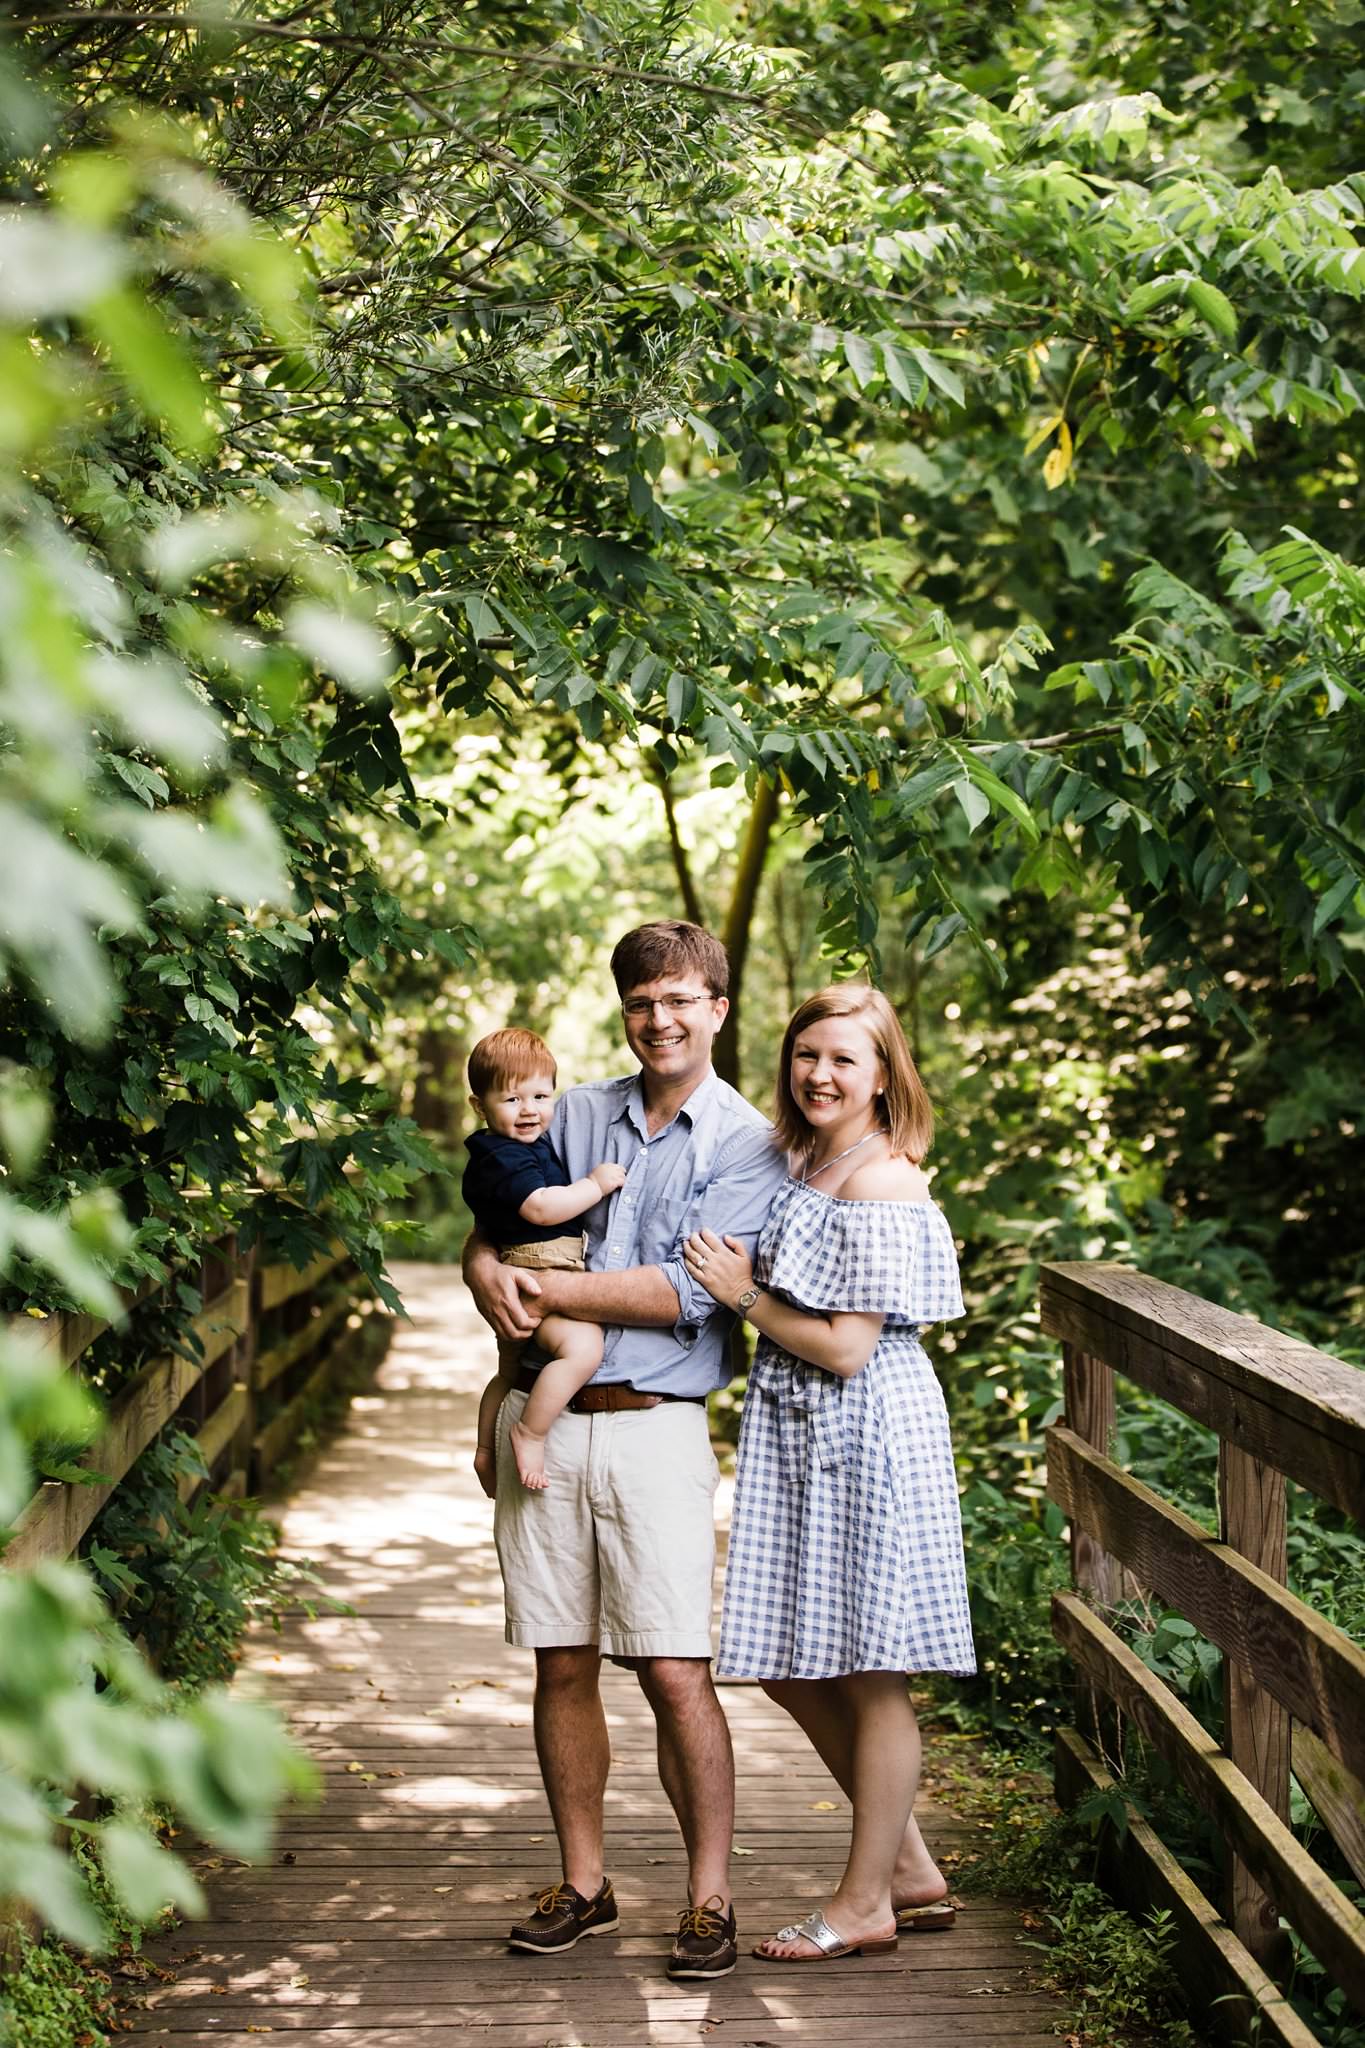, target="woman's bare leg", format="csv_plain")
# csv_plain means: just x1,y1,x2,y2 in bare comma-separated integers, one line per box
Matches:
758,1675,946,1939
